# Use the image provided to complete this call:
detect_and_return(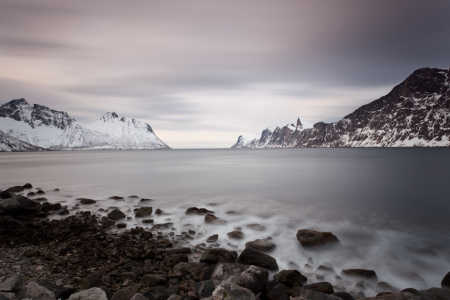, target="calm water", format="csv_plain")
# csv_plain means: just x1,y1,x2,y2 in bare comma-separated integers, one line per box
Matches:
1,148,449,295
